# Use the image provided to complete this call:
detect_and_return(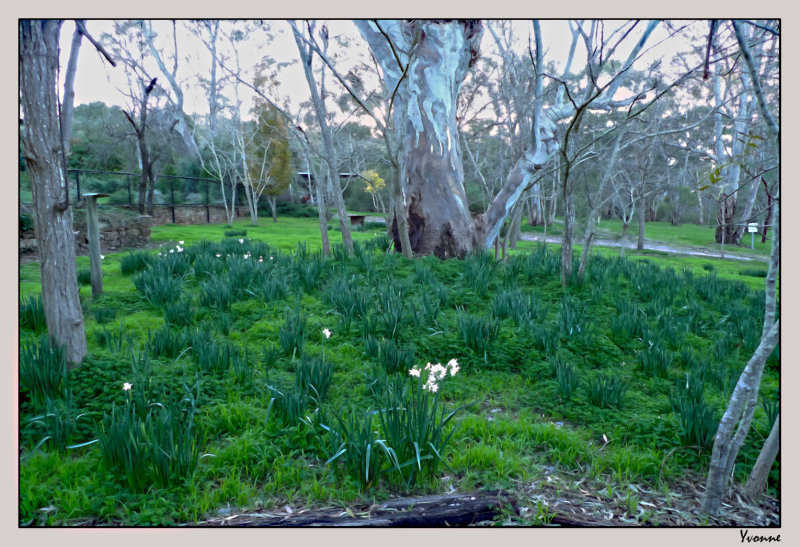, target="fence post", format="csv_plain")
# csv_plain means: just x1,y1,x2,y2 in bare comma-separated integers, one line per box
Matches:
74,171,81,203
83,192,110,298
206,179,210,223
127,176,132,205
170,177,176,224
